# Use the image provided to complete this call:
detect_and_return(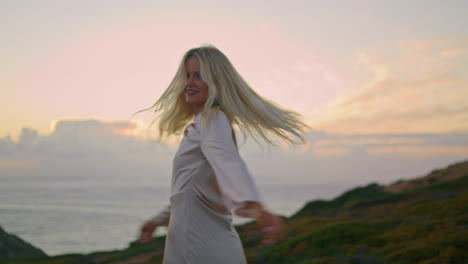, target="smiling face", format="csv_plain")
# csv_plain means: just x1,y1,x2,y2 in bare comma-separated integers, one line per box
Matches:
184,56,209,114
